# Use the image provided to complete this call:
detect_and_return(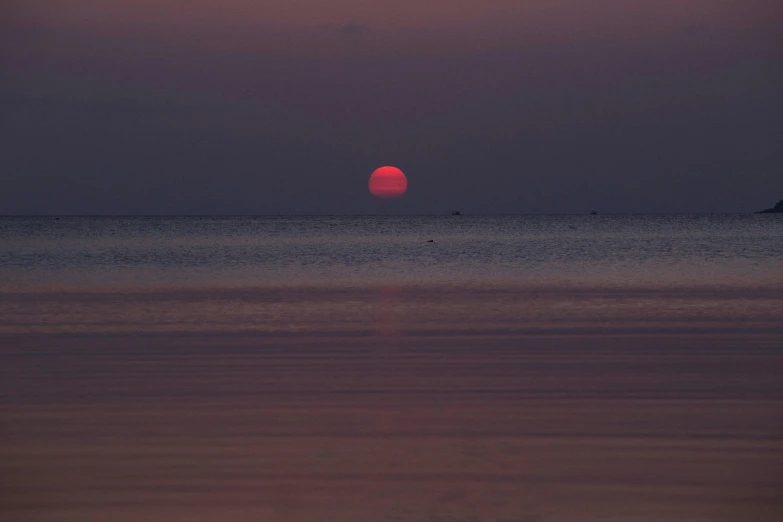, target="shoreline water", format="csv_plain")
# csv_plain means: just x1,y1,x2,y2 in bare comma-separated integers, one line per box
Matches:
3,330,782,521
